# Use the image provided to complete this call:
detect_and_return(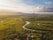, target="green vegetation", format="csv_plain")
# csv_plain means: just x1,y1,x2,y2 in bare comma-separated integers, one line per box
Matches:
0,15,26,40
26,21,53,30
0,14,53,40
26,15,53,40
